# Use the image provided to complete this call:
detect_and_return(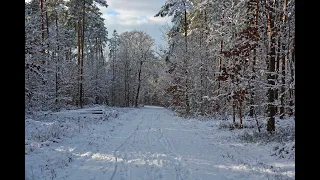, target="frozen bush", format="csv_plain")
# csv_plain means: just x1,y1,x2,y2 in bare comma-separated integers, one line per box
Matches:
238,124,295,144
271,142,295,160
